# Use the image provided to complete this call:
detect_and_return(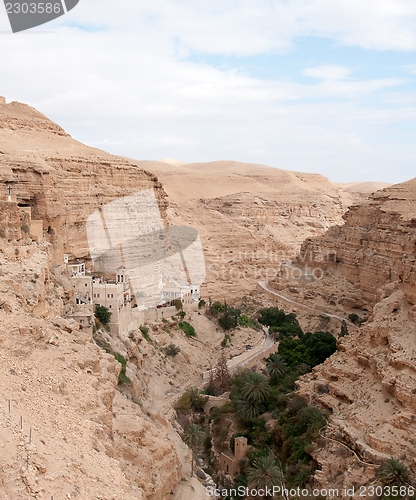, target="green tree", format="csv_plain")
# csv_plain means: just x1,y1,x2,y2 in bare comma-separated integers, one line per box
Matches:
188,387,209,412
219,312,237,330
258,307,302,339
293,406,325,436
183,424,205,477
241,372,271,403
238,314,251,327
218,306,241,330
236,398,265,421
95,305,112,325
247,455,283,498
209,301,226,316
198,299,206,309
266,354,287,383
377,457,412,487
